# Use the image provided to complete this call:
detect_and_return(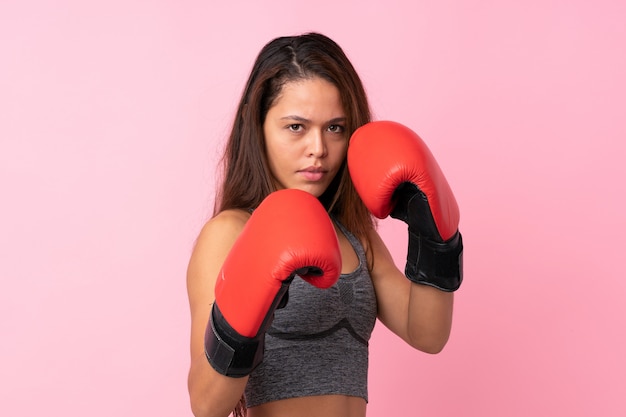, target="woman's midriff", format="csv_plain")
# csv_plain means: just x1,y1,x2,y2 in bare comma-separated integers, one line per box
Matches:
247,395,367,417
